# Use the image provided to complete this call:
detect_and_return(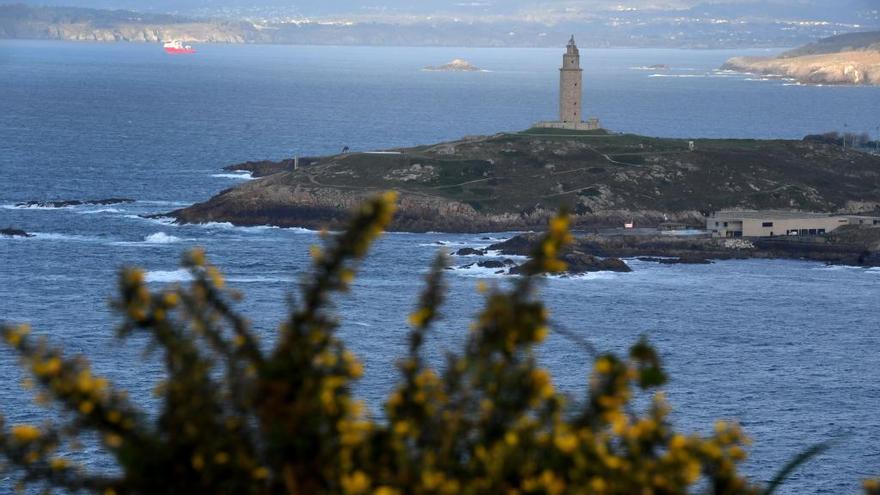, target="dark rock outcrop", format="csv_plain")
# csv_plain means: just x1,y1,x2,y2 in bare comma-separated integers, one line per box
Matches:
476,260,506,269
15,198,135,208
456,247,487,256
509,252,631,275
1,228,34,238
